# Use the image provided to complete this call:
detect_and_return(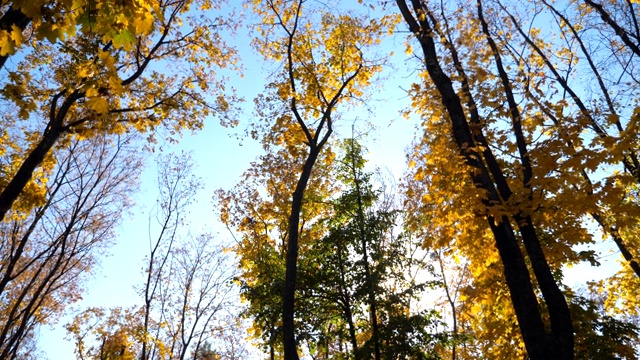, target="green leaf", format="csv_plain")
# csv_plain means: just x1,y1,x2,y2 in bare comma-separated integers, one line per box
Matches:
111,29,136,51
